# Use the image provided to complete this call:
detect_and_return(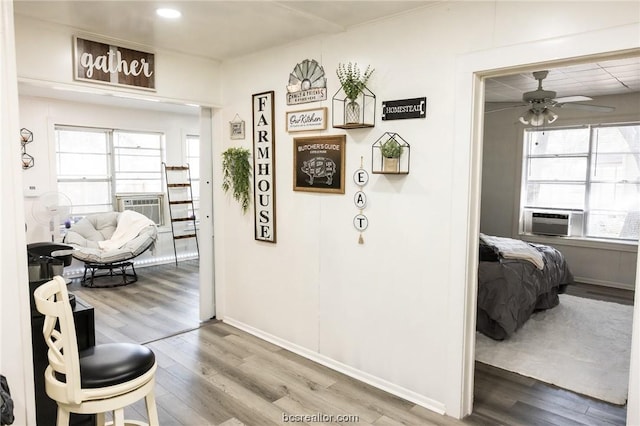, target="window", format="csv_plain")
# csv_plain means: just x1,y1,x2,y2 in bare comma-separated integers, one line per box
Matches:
185,134,200,220
56,127,111,215
113,131,163,193
521,123,640,241
56,126,164,216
